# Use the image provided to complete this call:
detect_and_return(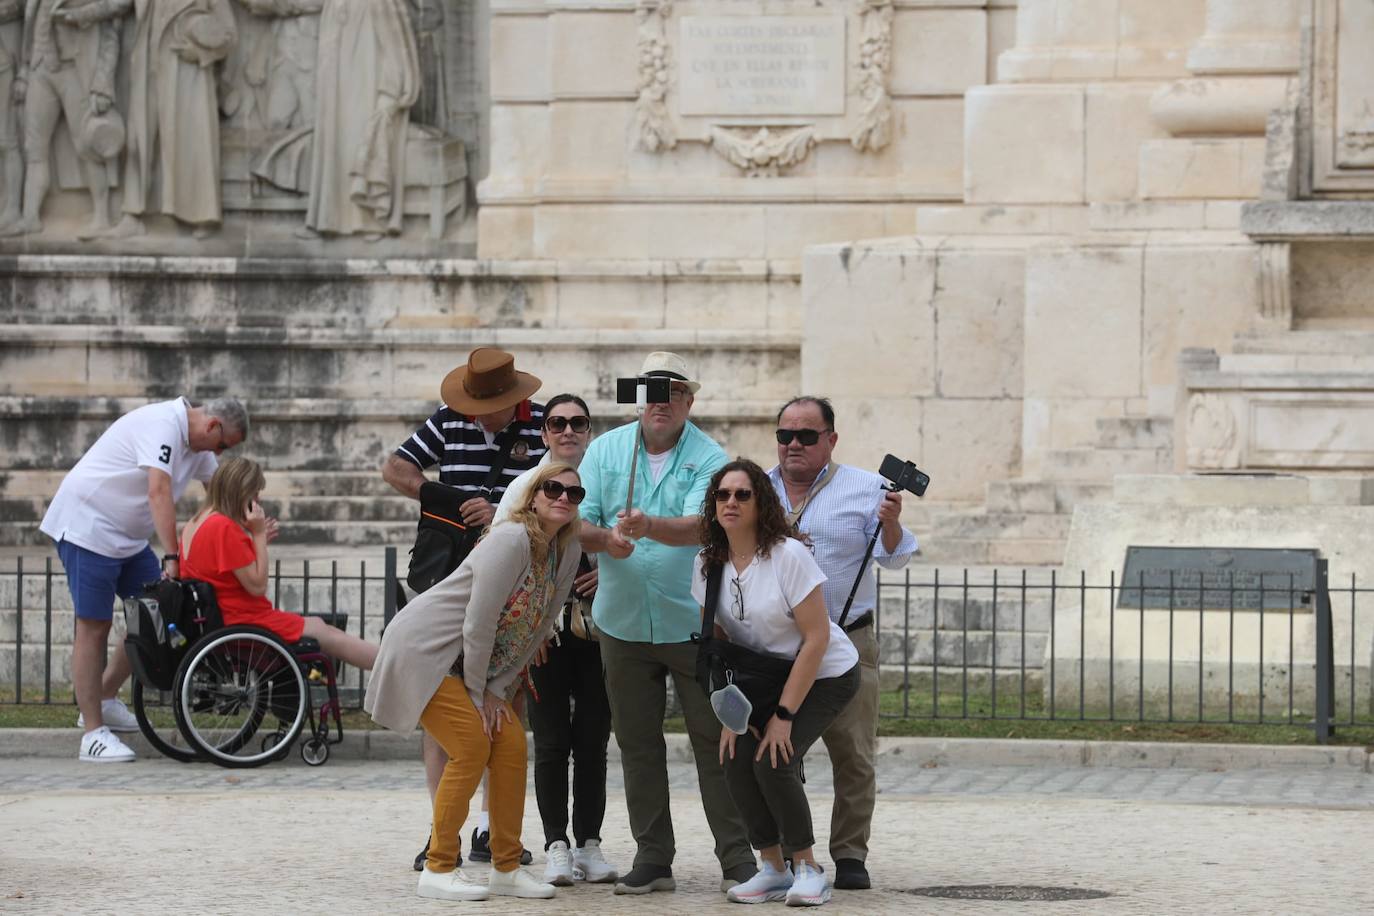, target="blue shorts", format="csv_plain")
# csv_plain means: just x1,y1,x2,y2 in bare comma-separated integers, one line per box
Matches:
55,540,161,622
